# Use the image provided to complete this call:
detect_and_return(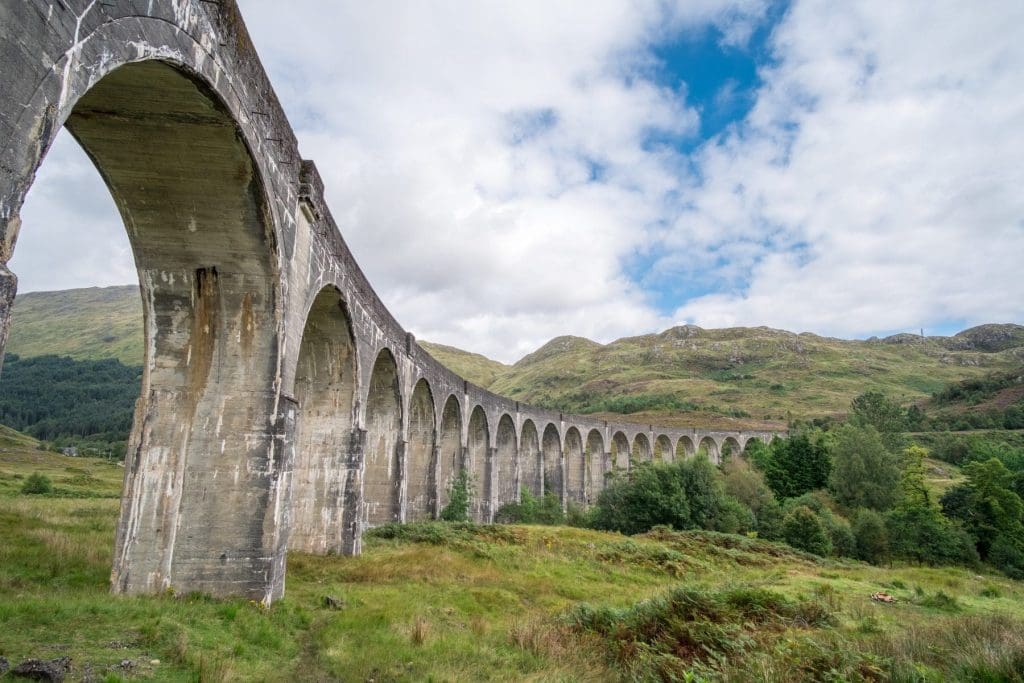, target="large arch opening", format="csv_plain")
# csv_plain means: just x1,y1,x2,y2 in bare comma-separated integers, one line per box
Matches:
1,60,284,598
611,431,630,471
467,406,490,522
363,349,402,526
405,379,436,521
722,436,742,461
520,420,542,497
495,414,518,509
564,427,585,505
290,288,357,555
654,434,673,463
676,436,696,460
698,436,720,463
542,423,563,503
631,433,652,466
586,429,605,500
435,395,462,516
